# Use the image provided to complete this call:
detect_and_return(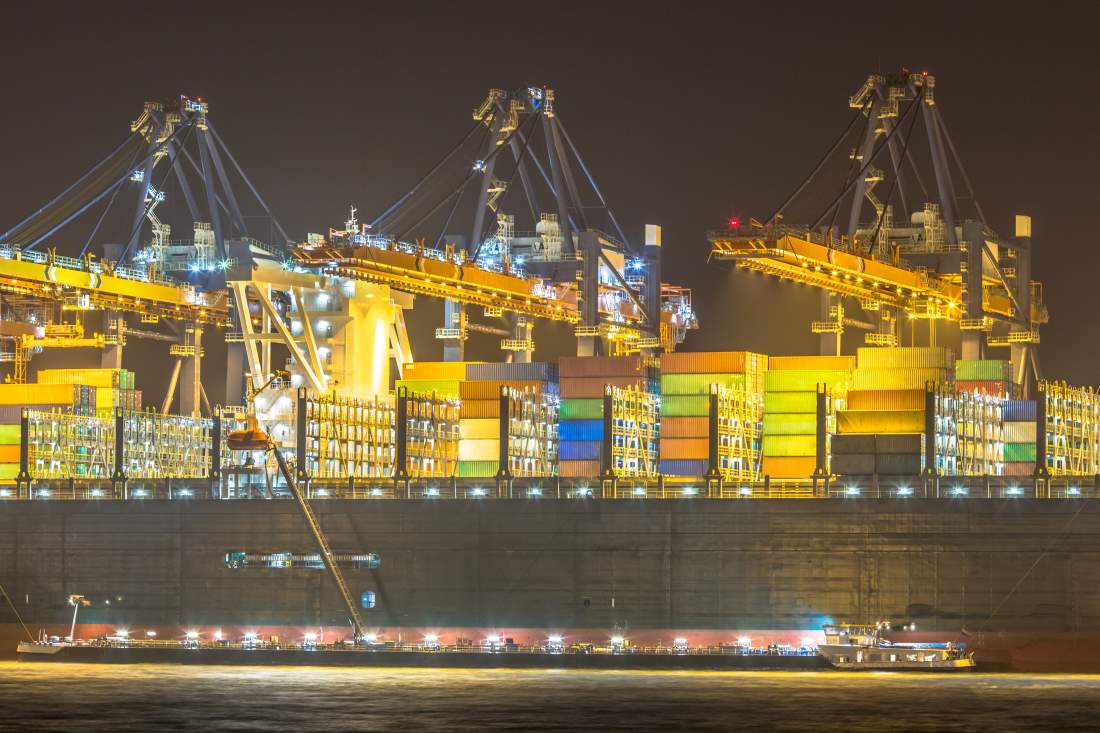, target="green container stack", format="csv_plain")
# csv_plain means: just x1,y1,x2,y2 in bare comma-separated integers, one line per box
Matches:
761,356,852,478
